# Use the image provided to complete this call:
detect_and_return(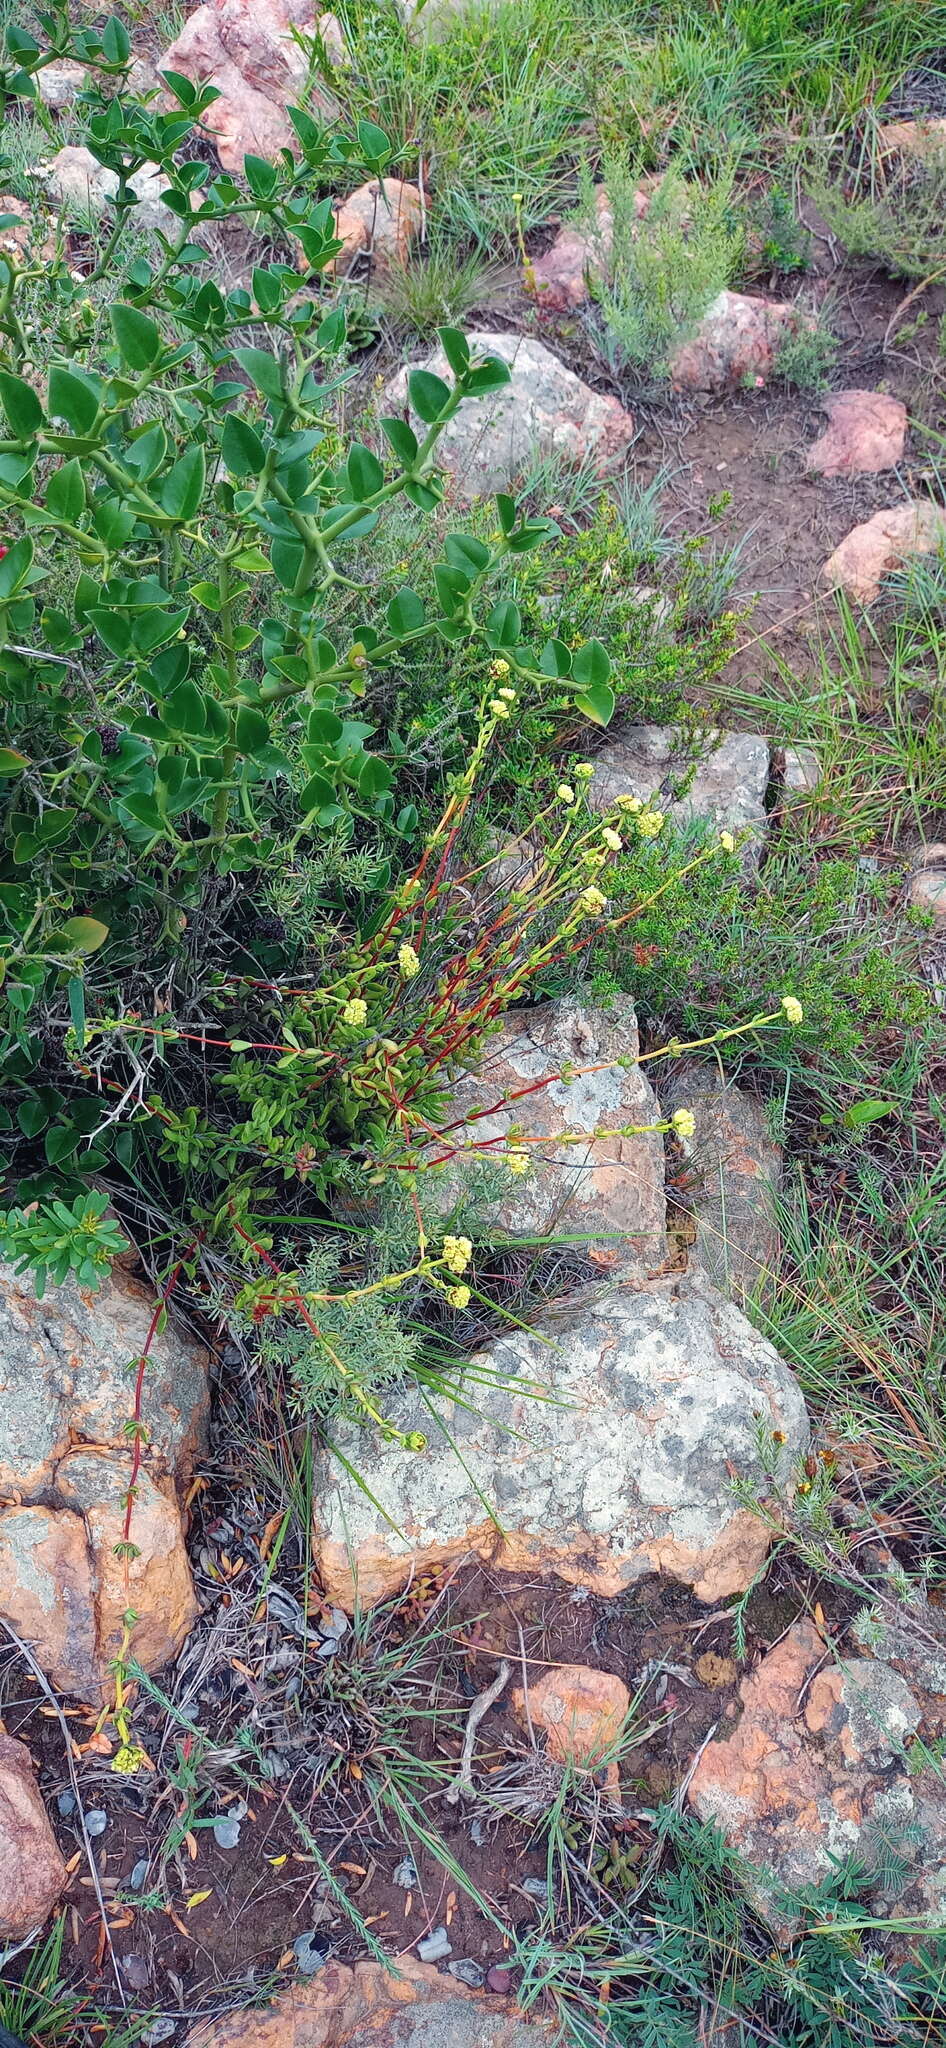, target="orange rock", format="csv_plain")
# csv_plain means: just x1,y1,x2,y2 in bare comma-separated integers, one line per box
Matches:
670,290,801,393
160,0,344,175
513,1663,630,1765
530,177,663,313
908,844,946,921
0,1504,98,1696
56,1449,198,1686
804,389,906,477
0,1732,67,1939
879,117,946,162
330,178,422,275
185,1953,553,2048
822,501,946,605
